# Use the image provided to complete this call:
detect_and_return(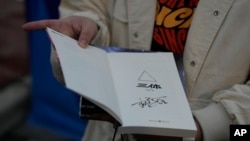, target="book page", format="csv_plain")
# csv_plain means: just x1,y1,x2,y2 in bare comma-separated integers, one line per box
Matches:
108,52,196,137
46,28,121,122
